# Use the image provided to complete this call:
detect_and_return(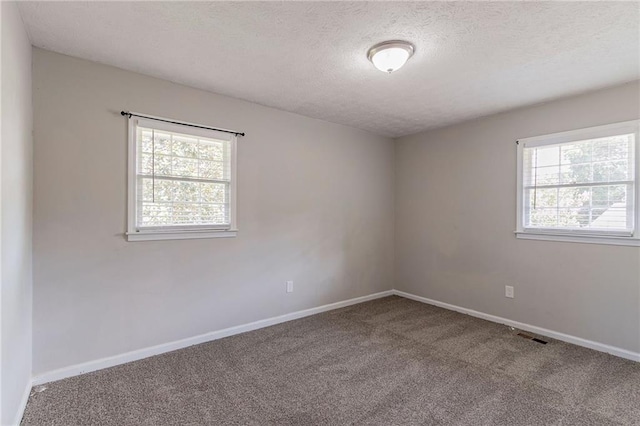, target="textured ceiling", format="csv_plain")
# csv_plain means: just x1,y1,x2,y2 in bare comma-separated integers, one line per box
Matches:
18,1,640,137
